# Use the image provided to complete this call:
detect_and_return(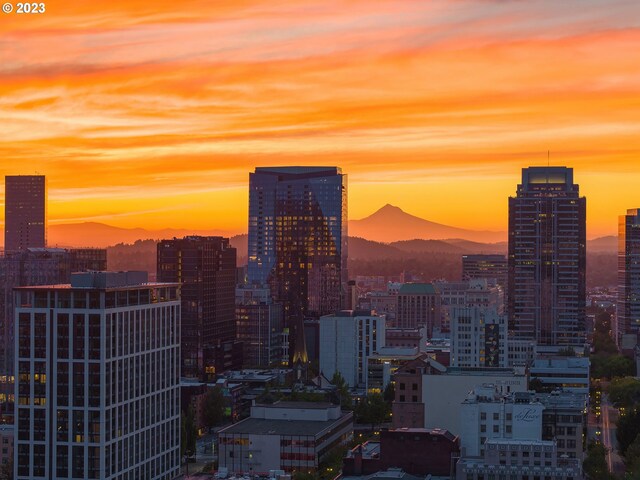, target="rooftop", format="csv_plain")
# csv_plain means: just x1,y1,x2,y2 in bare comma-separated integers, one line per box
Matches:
398,283,436,295
218,414,350,437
